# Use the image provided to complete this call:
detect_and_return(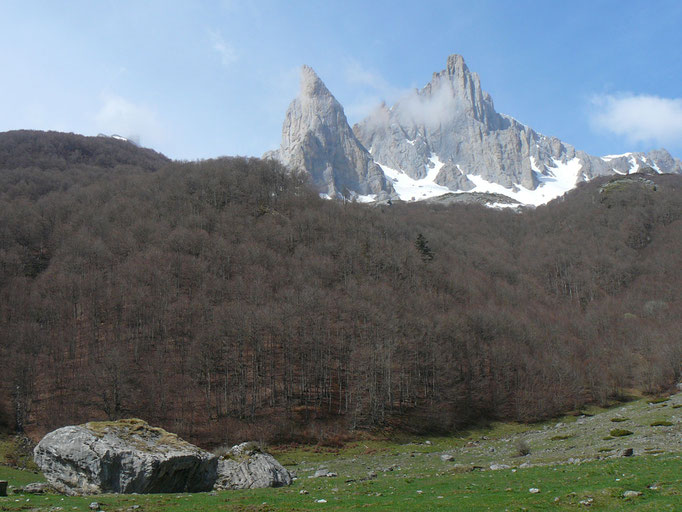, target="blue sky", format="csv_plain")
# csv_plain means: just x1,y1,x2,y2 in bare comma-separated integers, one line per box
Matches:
1,0,681,160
